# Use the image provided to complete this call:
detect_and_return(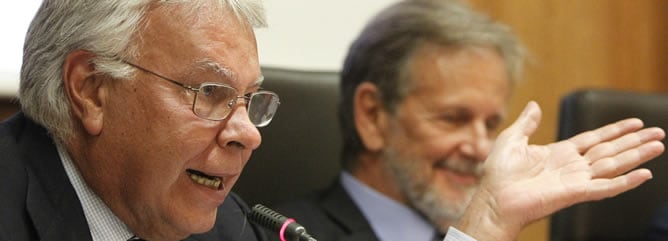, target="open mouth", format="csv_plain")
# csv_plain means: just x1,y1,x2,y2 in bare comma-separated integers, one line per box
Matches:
186,169,224,190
